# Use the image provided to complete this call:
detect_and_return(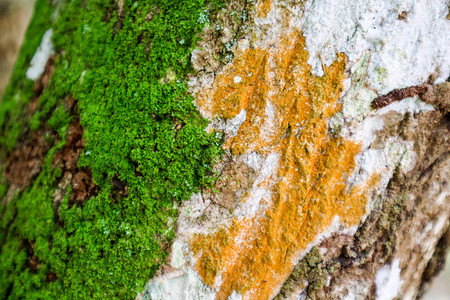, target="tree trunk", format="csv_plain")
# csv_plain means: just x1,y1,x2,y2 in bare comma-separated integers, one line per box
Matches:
1,0,449,299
